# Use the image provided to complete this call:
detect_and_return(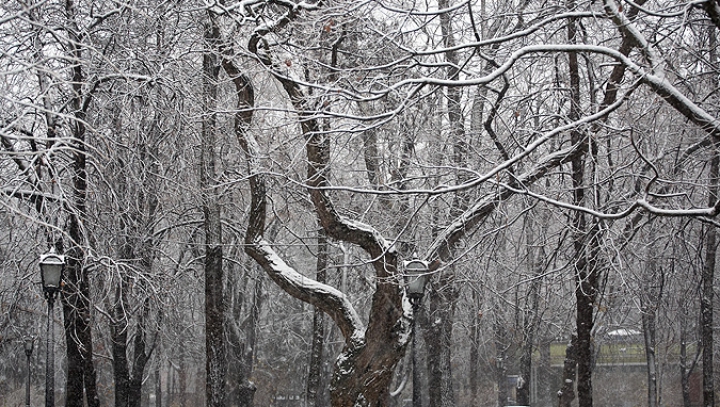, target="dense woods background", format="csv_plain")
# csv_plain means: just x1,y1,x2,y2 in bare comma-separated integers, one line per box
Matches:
3,0,720,406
